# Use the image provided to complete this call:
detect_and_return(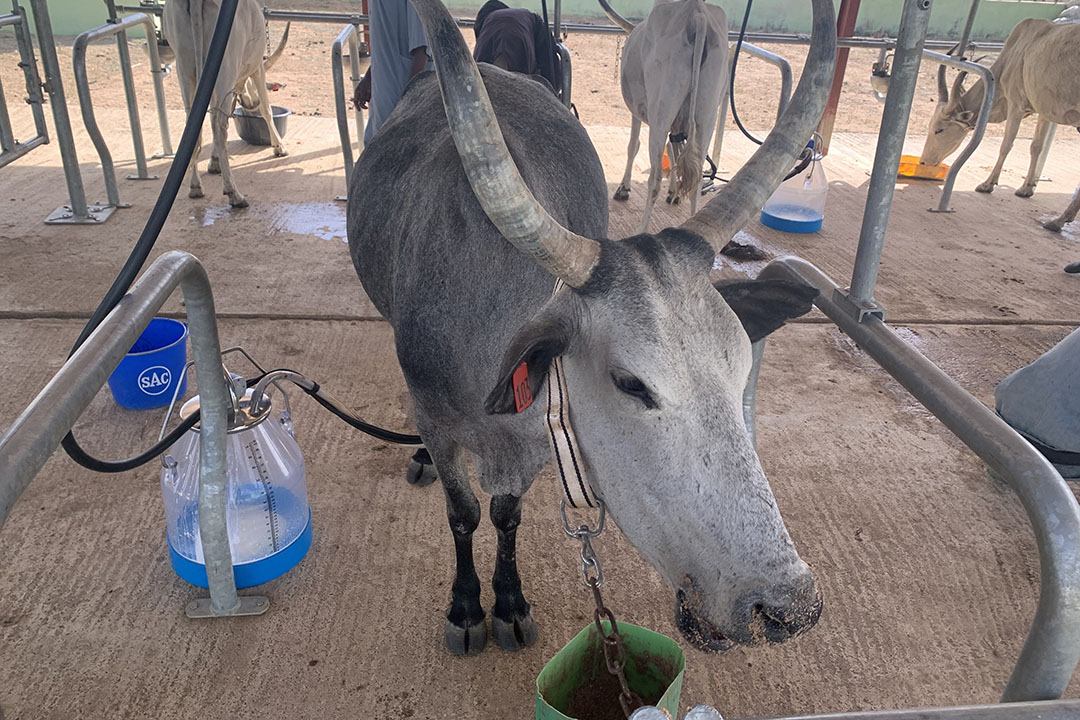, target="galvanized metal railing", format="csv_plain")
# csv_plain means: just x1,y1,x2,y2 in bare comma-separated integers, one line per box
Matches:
738,0,1080,706
332,22,366,198
72,10,173,209
0,251,268,621
0,4,48,169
